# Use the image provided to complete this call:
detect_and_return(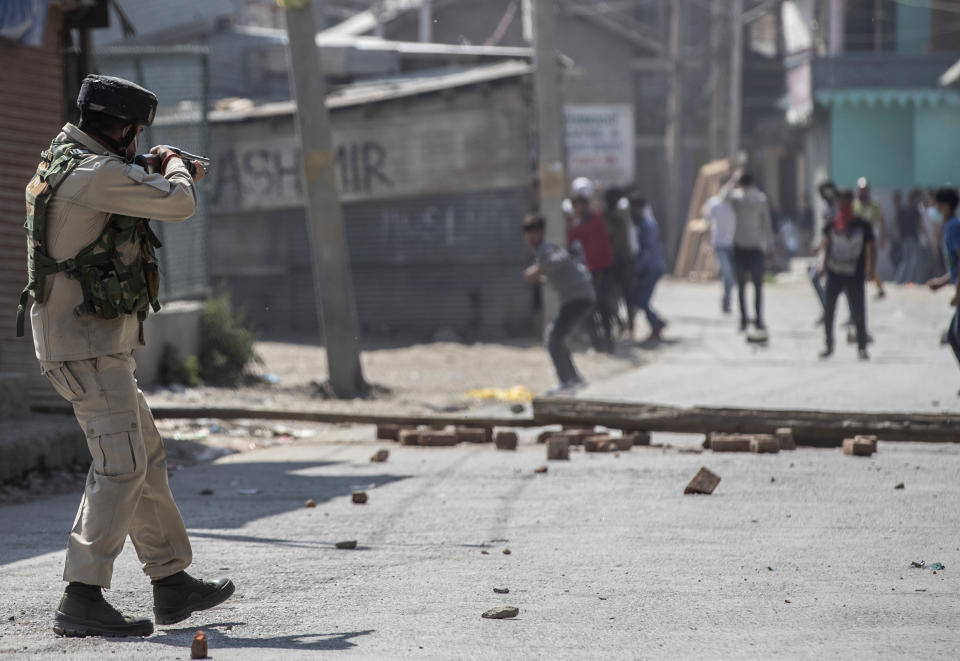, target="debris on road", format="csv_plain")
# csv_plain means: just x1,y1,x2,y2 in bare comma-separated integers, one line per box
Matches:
482,606,519,619
894,482,905,489
352,491,368,504
304,499,317,508
455,427,490,444
493,588,510,594
336,540,358,549
535,466,548,474
708,434,753,452
191,630,207,659
613,435,634,452
419,430,459,447
584,435,616,452
236,488,260,495
370,449,390,463
750,435,780,454
376,424,400,441
910,561,945,570
775,427,797,450
684,467,721,495
842,437,875,457
199,488,214,496
627,431,652,446
503,548,512,555
495,431,518,450
399,429,422,446
546,436,570,460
